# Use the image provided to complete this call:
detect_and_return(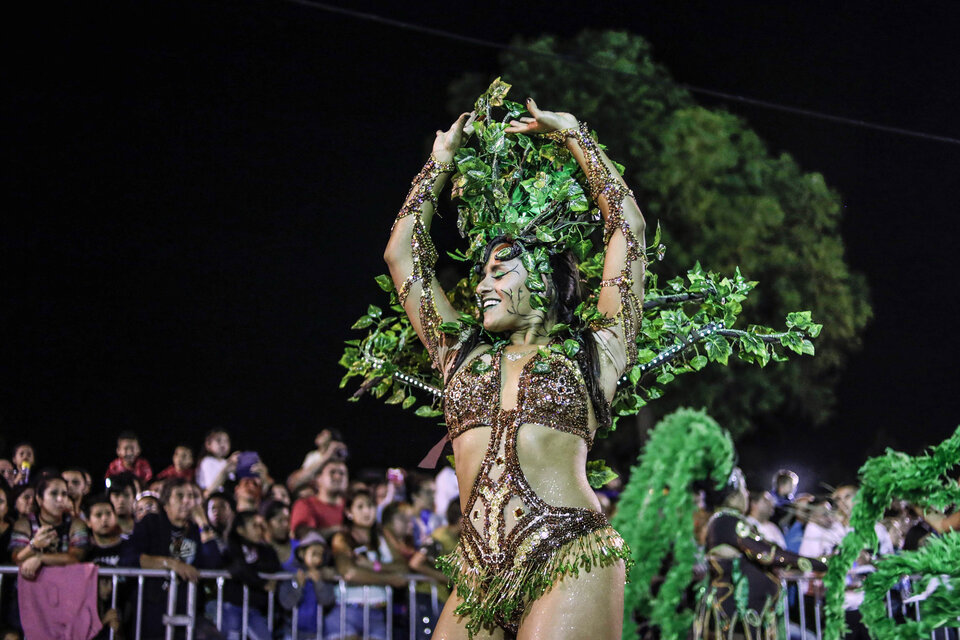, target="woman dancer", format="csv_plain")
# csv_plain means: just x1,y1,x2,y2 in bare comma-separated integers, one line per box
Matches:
384,98,644,639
